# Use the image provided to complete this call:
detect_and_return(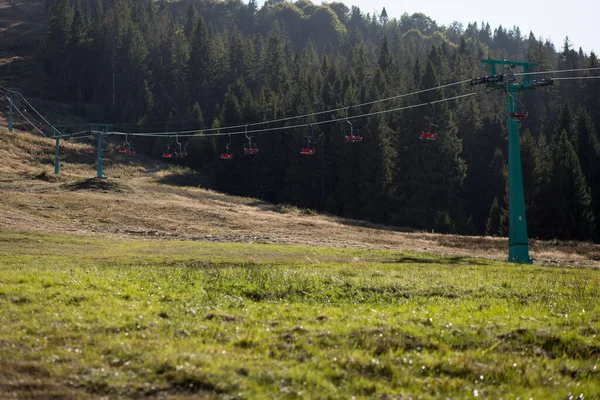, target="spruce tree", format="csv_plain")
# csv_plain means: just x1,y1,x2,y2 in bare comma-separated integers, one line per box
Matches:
46,0,74,93
357,105,397,221
183,4,197,39
573,108,600,239
187,15,213,118
518,129,542,237
541,130,595,240
68,0,88,102
486,197,501,236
